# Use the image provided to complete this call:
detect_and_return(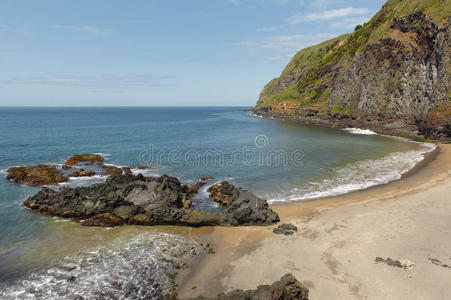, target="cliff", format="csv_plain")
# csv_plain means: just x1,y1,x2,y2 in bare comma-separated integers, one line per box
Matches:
254,0,450,141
